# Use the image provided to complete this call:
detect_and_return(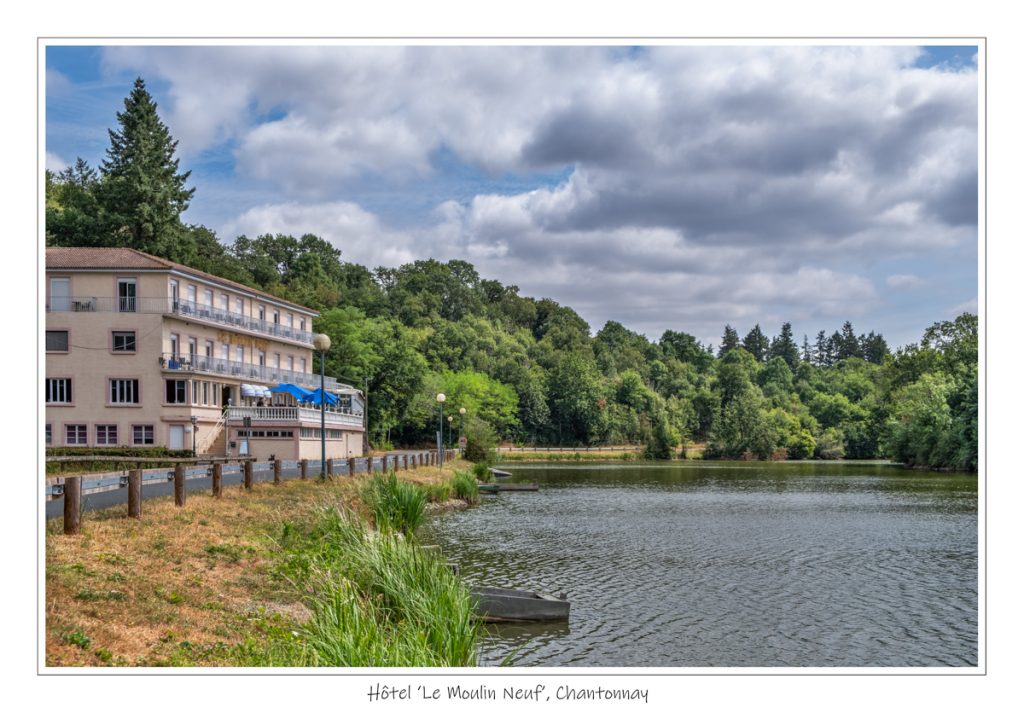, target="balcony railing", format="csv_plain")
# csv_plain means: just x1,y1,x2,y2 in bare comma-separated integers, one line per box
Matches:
47,296,315,345
160,352,339,391
226,406,364,429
